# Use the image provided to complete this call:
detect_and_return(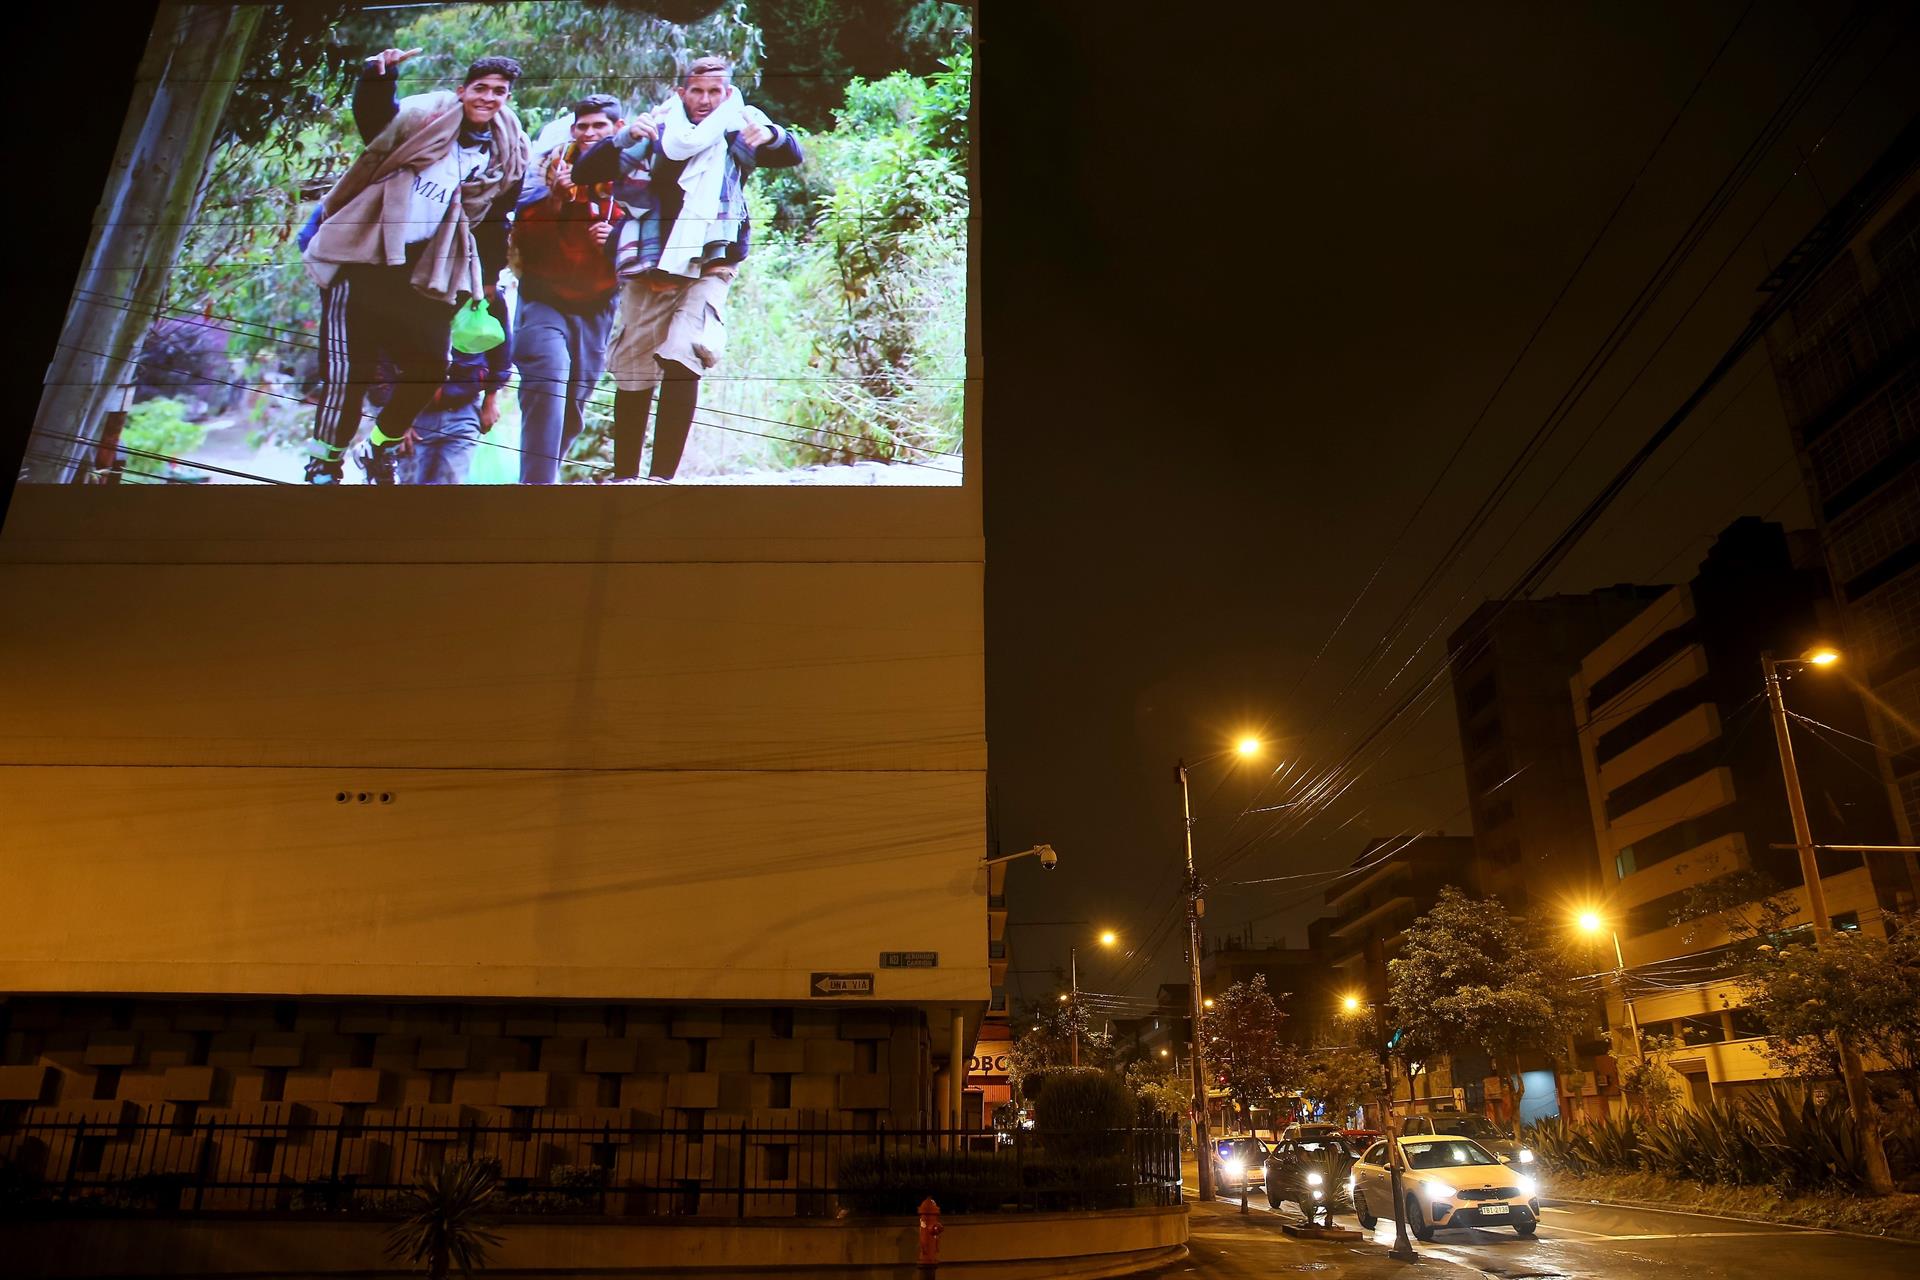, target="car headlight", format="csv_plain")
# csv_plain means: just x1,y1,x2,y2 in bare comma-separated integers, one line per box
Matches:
1518,1148,1535,1163
1427,1182,1457,1201
1222,1160,1244,1180
1306,1171,1323,1186
1516,1175,1537,1198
